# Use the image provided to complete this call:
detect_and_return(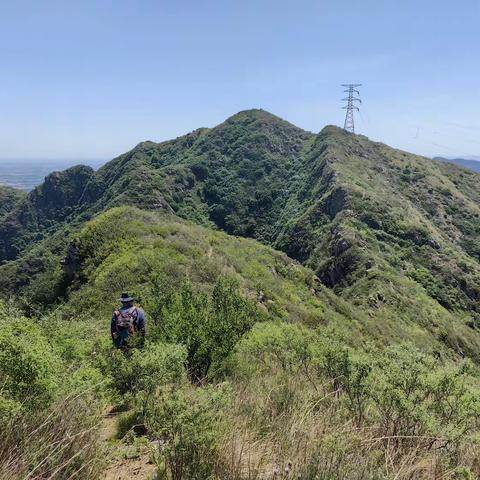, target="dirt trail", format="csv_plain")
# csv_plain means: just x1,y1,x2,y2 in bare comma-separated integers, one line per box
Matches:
100,408,157,480
103,456,156,480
